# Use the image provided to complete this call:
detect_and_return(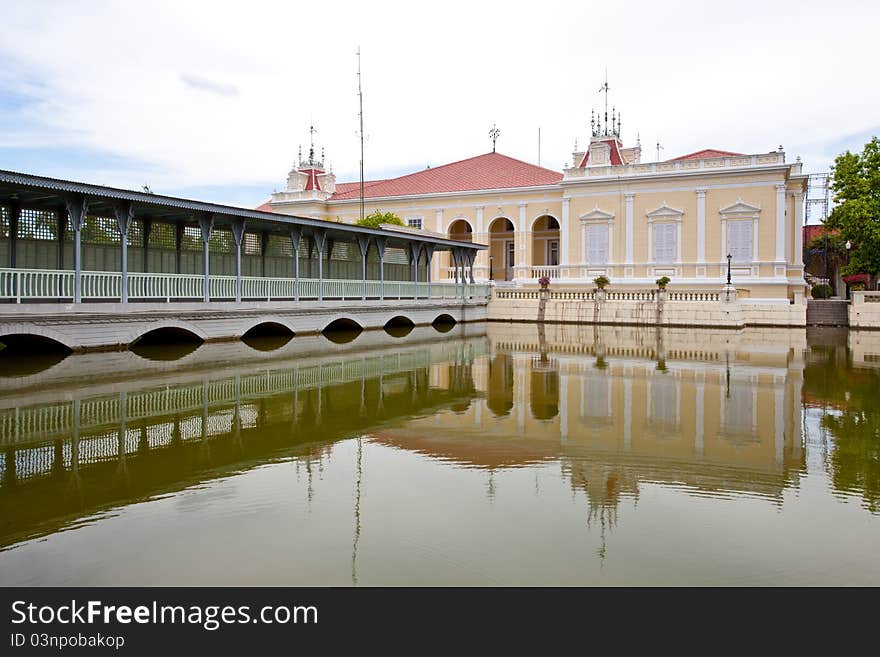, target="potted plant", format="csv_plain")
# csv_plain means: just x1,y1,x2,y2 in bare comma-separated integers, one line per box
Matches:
593,275,610,301
843,273,870,292
538,276,551,289
656,276,671,289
